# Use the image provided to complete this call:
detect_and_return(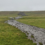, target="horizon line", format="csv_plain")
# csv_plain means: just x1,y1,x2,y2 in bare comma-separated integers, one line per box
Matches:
0,10,45,12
